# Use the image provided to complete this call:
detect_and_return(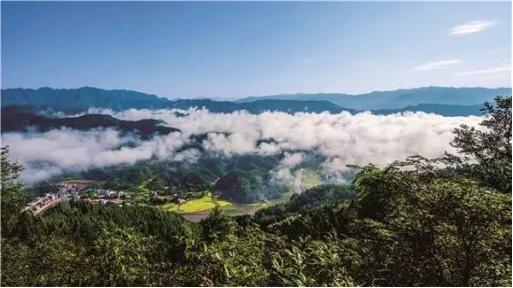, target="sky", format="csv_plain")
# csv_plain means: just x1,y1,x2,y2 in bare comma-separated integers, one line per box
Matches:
1,1,511,99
